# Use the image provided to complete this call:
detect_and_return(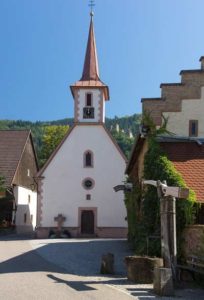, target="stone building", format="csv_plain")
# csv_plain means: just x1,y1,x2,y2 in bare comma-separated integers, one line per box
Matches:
127,57,204,222
142,57,204,138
